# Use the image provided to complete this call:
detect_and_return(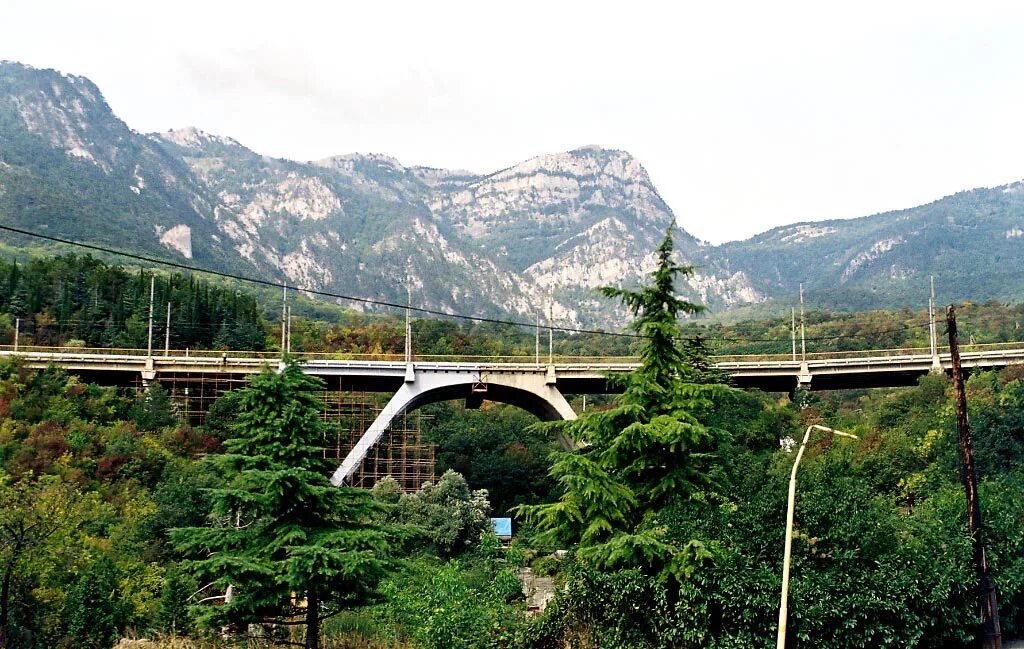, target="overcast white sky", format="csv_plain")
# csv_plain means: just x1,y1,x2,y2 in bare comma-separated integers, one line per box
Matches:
3,0,1024,243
